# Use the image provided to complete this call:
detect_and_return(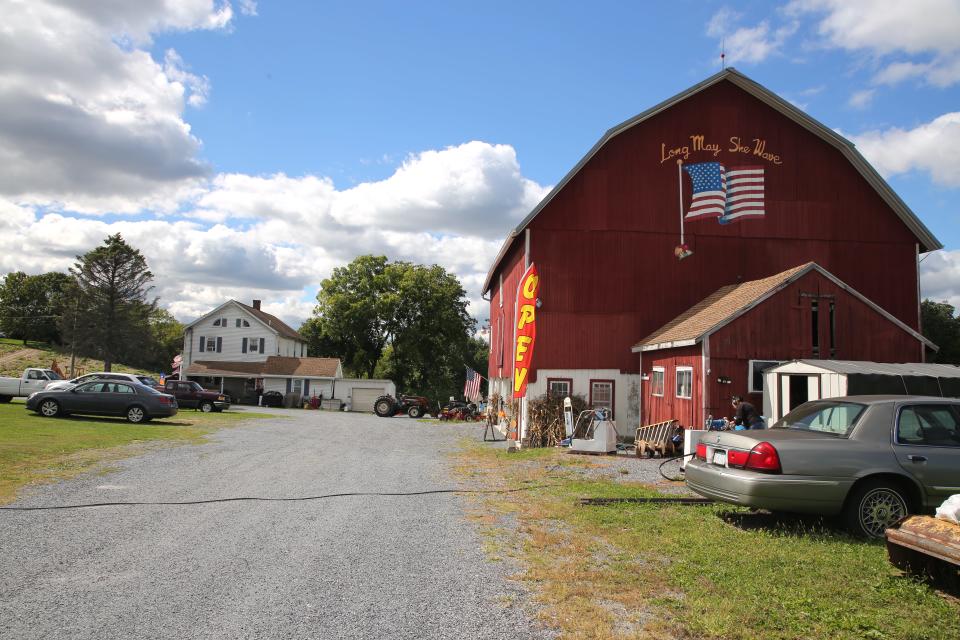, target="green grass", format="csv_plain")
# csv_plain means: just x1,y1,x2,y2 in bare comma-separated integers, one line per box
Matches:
456,444,960,640
0,338,154,377
0,400,273,504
